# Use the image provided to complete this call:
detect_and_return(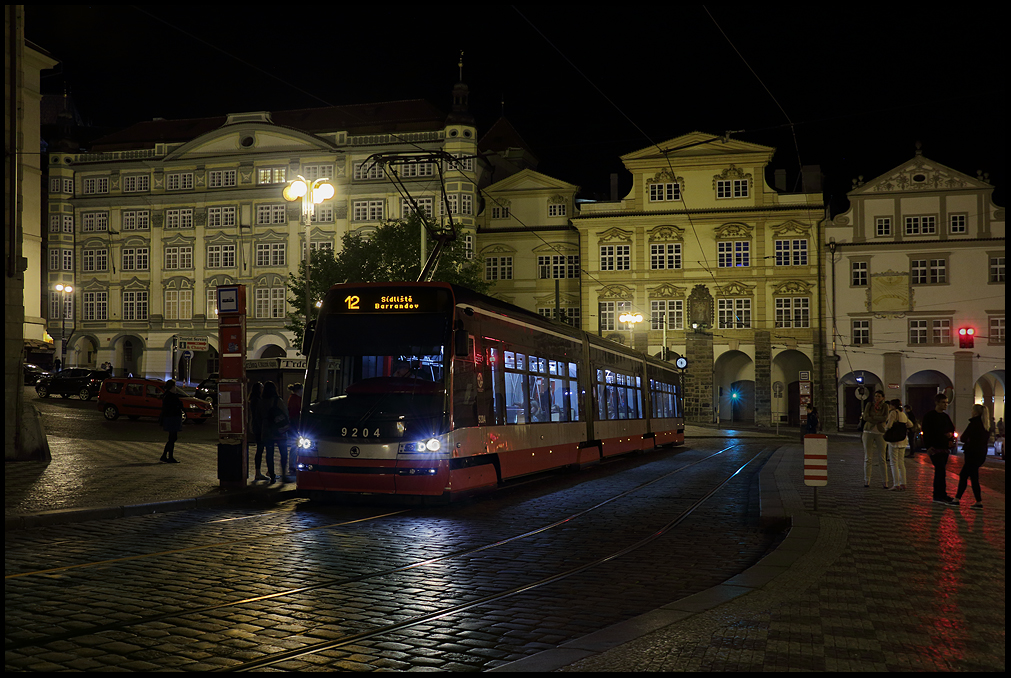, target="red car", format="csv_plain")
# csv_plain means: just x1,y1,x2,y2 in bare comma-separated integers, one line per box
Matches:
97,378,212,423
